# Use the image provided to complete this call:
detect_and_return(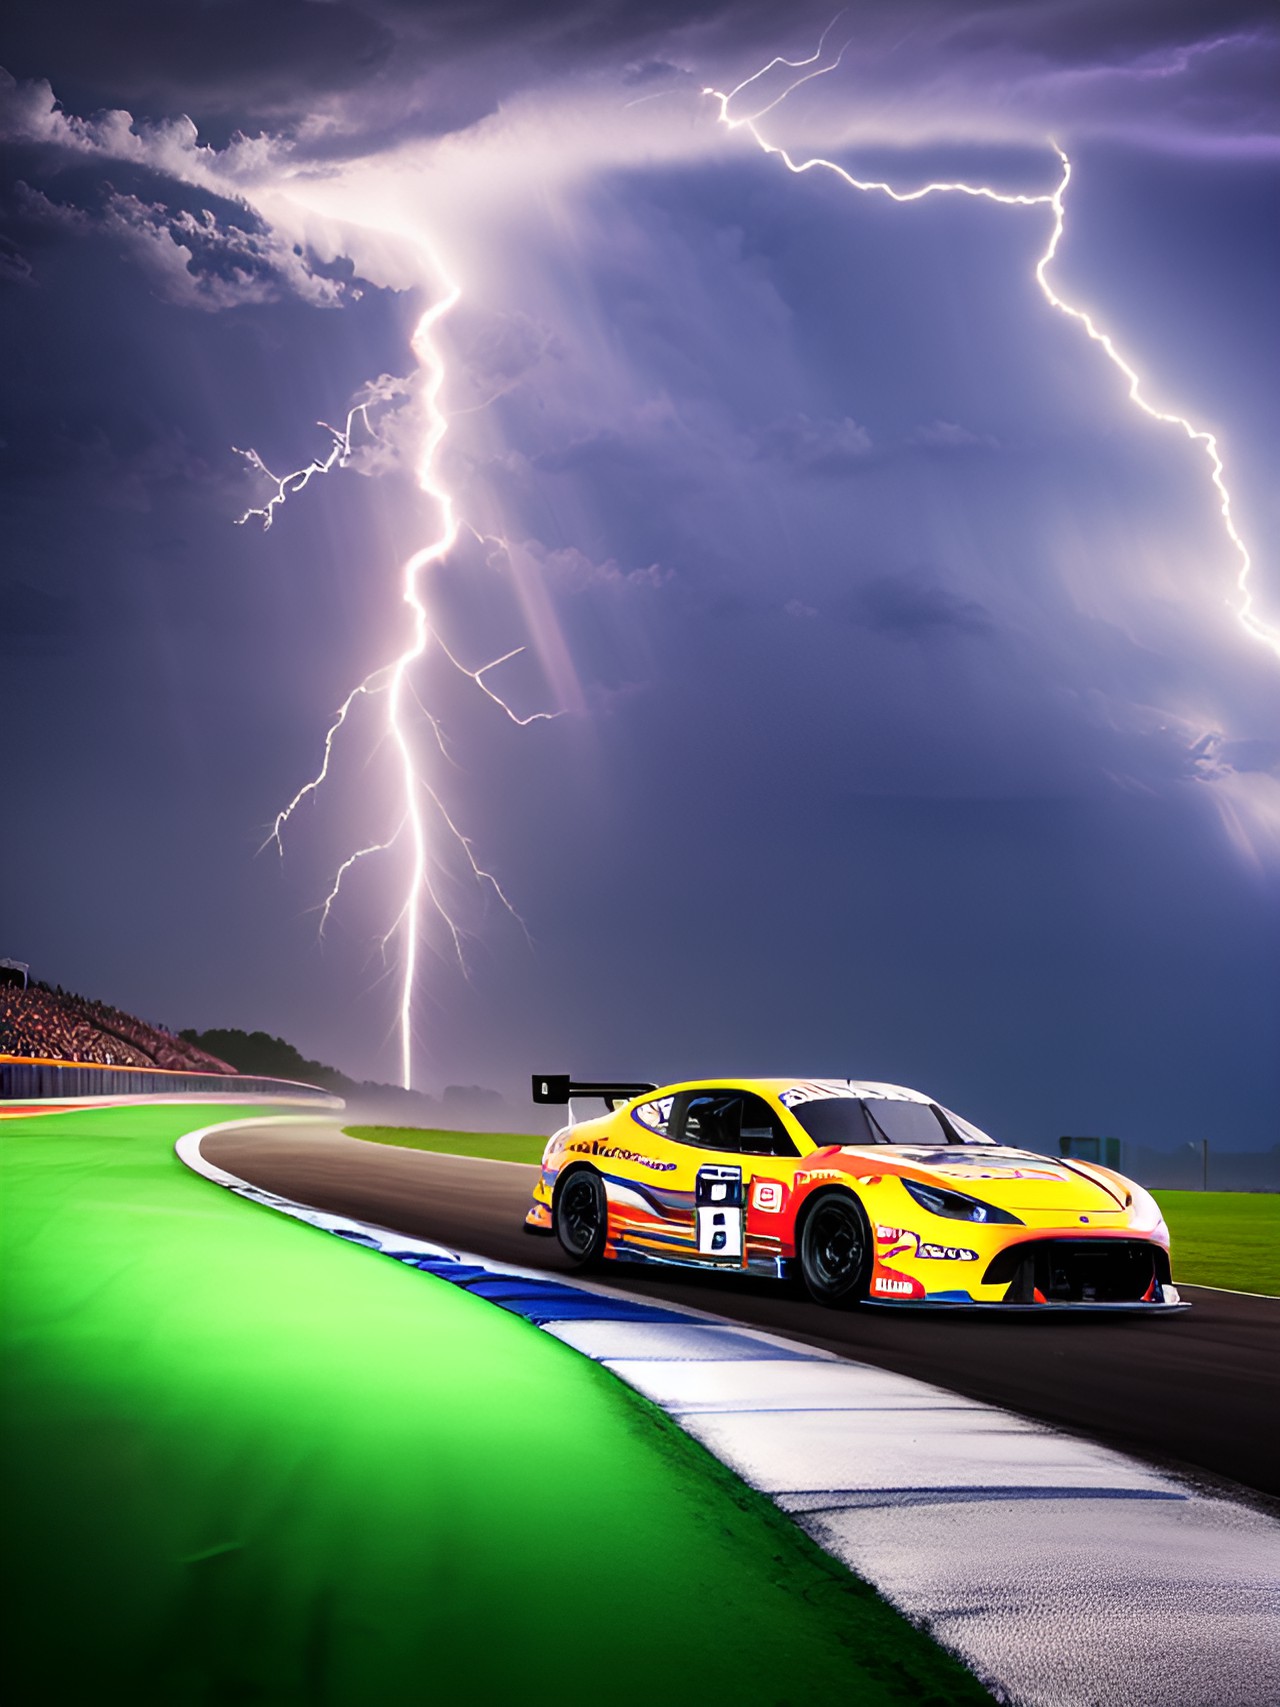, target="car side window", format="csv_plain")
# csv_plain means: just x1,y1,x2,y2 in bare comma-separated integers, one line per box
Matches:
672,1090,797,1157
630,1094,675,1136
